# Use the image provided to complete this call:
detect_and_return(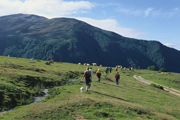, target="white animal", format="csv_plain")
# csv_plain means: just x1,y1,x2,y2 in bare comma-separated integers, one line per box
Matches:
87,63,90,66
92,63,97,66
80,87,84,93
78,63,81,65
